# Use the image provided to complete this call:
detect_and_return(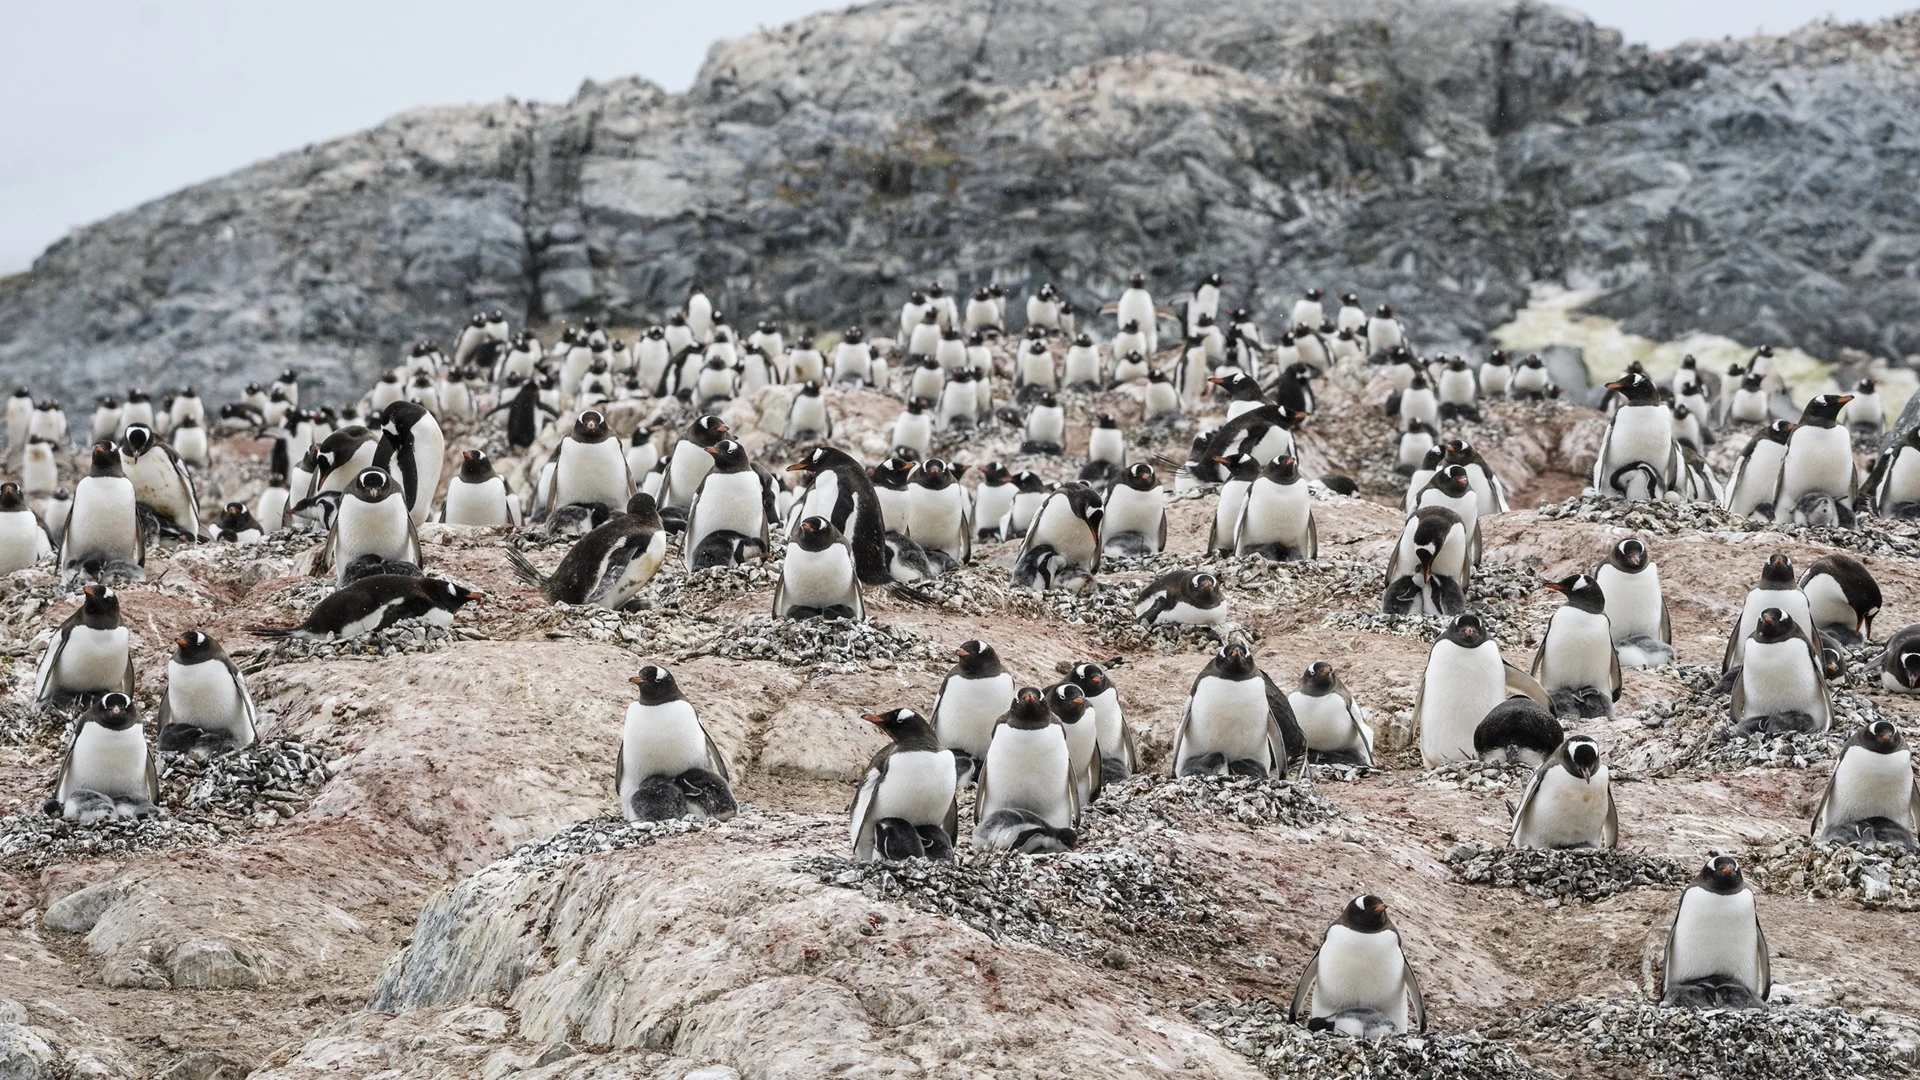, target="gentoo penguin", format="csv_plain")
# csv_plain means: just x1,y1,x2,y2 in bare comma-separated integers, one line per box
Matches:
1084,413,1127,483
488,380,560,450
1191,404,1300,481
1116,274,1159,353
1434,356,1480,421
1596,538,1673,668
890,397,935,461
441,450,520,527
1880,624,1920,693
1336,293,1368,337
41,487,71,547
61,442,145,585
1062,333,1102,390
28,400,68,446
1273,362,1317,418
1170,641,1301,778
1111,347,1152,387
1011,483,1103,593
45,693,159,822
1810,721,1919,848
308,425,386,499
156,631,257,757
1531,573,1622,719
784,381,833,442
1366,304,1405,354
1722,553,1812,676
1021,391,1065,454
773,516,864,620
88,395,123,444
4,387,30,456
324,468,422,585
1801,554,1879,645
379,401,445,526
1472,697,1566,767
1509,354,1553,399
1731,608,1831,735
1509,736,1617,850
253,575,480,641
973,686,1078,853
1142,368,1183,425
118,423,200,538
170,415,210,468
683,440,771,571
1478,351,1512,396
1663,856,1769,1009
904,458,971,571
1440,438,1510,515
970,463,1016,542
1415,614,1549,767
35,584,135,710
1235,455,1316,562
370,371,406,414
1288,662,1374,767
1389,370,1439,432
1069,661,1136,785
787,446,892,586
1000,469,1049,540
1845,378,1884,438
22,437,56,497
869,456,915,534
543,410,632,522
1044,680,1100,807
830,325,876,386
966,287,1004,337
1027,282,1064,335
1290,287,1326,332
0,481,53,573
660,414,731,527
510,493,666,609
1722,420,1795,519
1381,507,1471,617
1134,570,1228,627
209,502,264,543
618,666,736,823
119,389,156,432
1100,463,1166,557
1207,453,1261,555
625,428,661,485
850,708,958,861
1289,895,1427,1038
936,367,979,432
1397,419,1437,476
1771,394,1857,524
1724,372,1771,426
1868,425,1920,516
1670,402,1710,454
932,640,1015,787
1591,371,1679,501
